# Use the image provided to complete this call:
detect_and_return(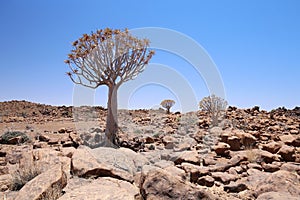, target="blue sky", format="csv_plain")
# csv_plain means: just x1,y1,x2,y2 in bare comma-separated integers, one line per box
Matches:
0,0,299,111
